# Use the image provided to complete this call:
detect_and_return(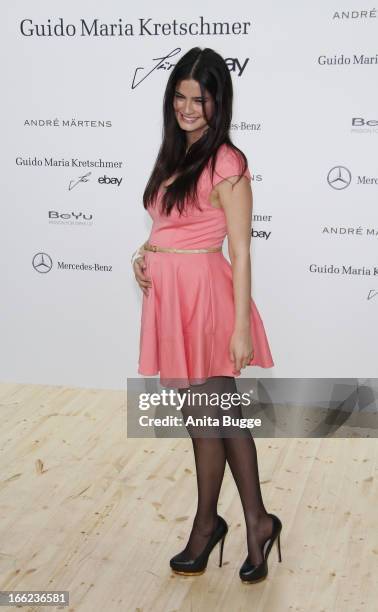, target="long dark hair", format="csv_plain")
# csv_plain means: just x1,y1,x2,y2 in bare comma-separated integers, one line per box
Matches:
143,46,248,216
